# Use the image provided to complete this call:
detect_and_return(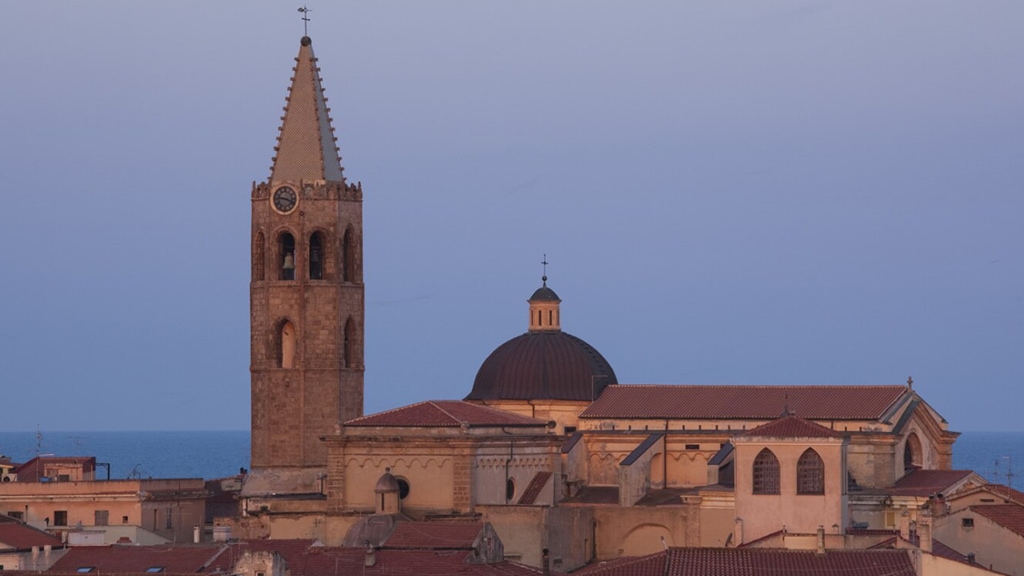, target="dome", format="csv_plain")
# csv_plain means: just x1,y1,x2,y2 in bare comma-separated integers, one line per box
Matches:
529,285,560,302
374,471,400,494
466,331,618,401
